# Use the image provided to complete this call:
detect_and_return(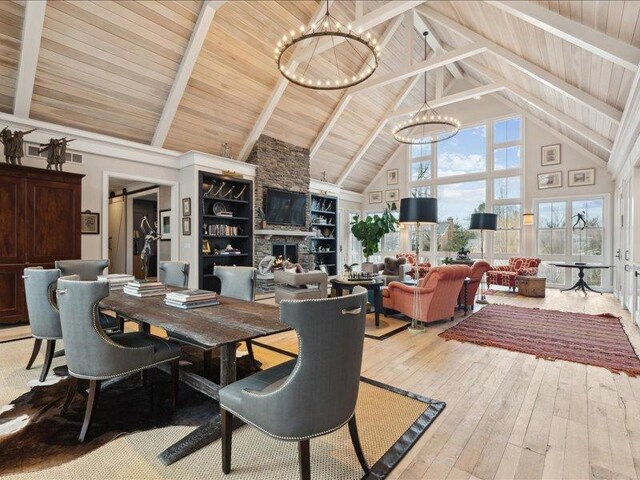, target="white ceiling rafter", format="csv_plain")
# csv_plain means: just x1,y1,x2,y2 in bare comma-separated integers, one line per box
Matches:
238,0,424,161
309,14,404,159
14,0,47,117
413,11,463,79
608,66,640,177
151,1,226,148
419,6,623,125
486,1,640,72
